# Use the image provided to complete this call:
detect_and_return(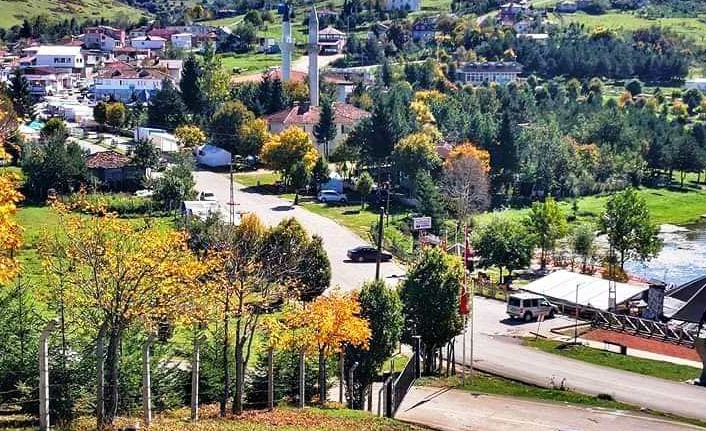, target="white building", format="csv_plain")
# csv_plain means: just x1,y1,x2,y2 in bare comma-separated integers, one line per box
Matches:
83,26,126,52
94,63,172,102
455,61,523,86
384,0,421,11
21,67,75,96
685,79,706,91
171,33,193,50
134,127,179,152
130,36,167,51
25,46,84,71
